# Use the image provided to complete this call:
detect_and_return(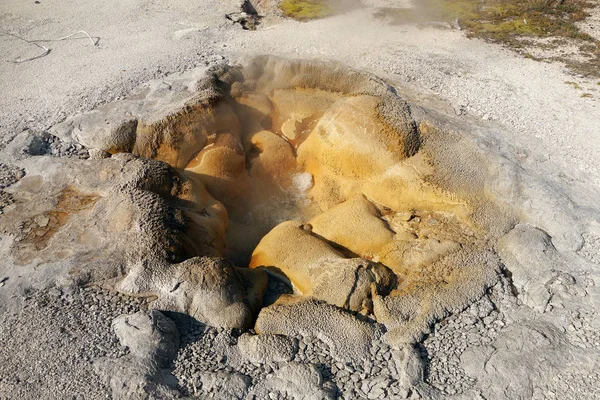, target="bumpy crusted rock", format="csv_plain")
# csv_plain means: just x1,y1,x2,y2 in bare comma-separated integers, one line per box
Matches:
374,249,500,345
250,220,343,294
123,257,267,330
309,194,395,259
249,363,335,400
237,333,298,363
0,152,266,330
193,371,252,400
112,310,179,366
95,359,181,400
310,258,396,312
250,220,396,312
391,345,425,389
497,224,565,312
40,58,493,334
0,155,196,287
95,311,181,400
0,151,244,318
50,66,222,160
53,110,138,154
255,296,383,361
459,320,598,400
